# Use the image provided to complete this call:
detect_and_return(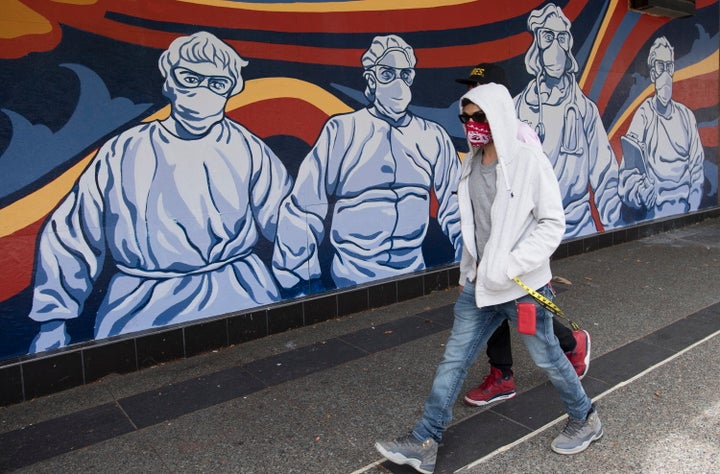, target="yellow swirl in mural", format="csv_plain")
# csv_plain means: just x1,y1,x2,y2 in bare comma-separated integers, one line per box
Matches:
1,0,53,39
